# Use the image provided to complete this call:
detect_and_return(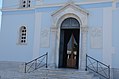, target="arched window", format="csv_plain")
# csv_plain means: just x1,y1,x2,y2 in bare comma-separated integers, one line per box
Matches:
61,17,80,29
19,26,27,44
